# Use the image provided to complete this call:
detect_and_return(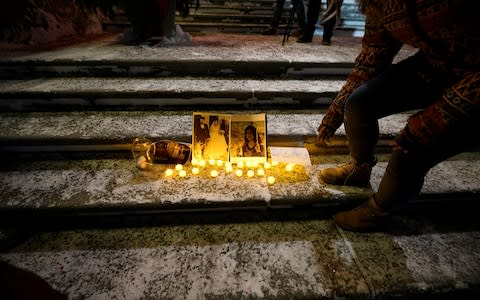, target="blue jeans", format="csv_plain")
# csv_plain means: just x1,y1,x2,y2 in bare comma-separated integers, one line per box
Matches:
344,54,478,209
